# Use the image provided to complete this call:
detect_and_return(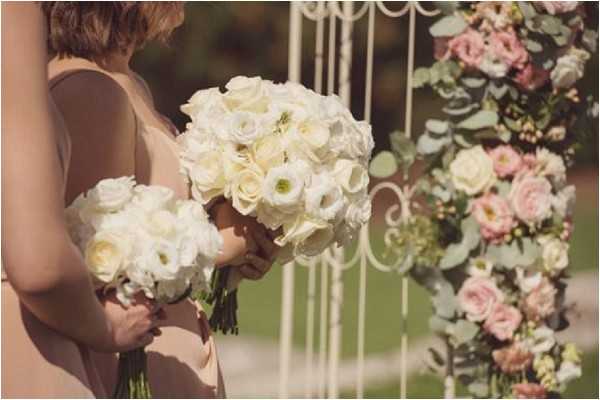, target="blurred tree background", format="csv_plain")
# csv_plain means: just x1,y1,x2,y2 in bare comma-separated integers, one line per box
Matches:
134,1,598,166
